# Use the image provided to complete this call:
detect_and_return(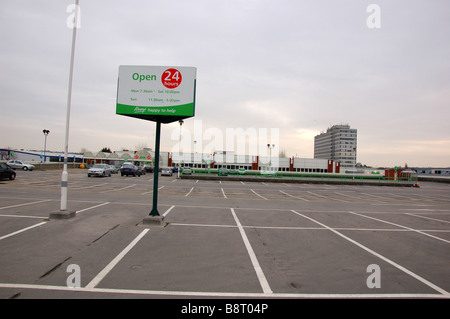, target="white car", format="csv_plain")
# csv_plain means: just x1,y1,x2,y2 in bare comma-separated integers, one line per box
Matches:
7,160,35,171
161,167,173,176
88,164,111,177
